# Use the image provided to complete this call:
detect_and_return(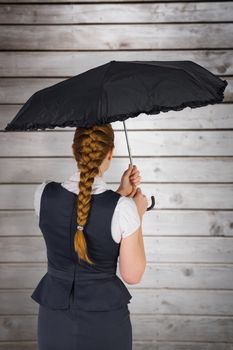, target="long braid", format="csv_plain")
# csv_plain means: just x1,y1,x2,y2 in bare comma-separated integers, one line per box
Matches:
72,124,114,264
